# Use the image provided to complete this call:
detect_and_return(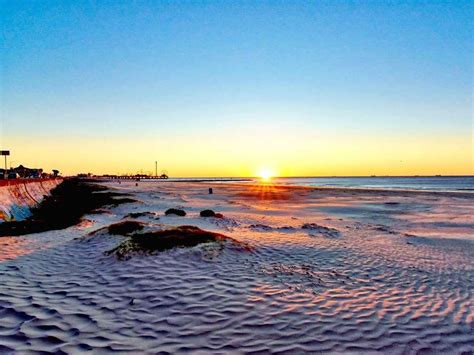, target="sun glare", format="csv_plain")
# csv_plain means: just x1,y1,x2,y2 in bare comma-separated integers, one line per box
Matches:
257,168,275,182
